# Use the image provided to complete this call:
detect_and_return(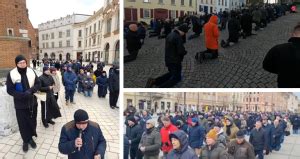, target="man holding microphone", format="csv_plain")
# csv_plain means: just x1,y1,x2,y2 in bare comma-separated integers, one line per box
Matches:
59,109,106,159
